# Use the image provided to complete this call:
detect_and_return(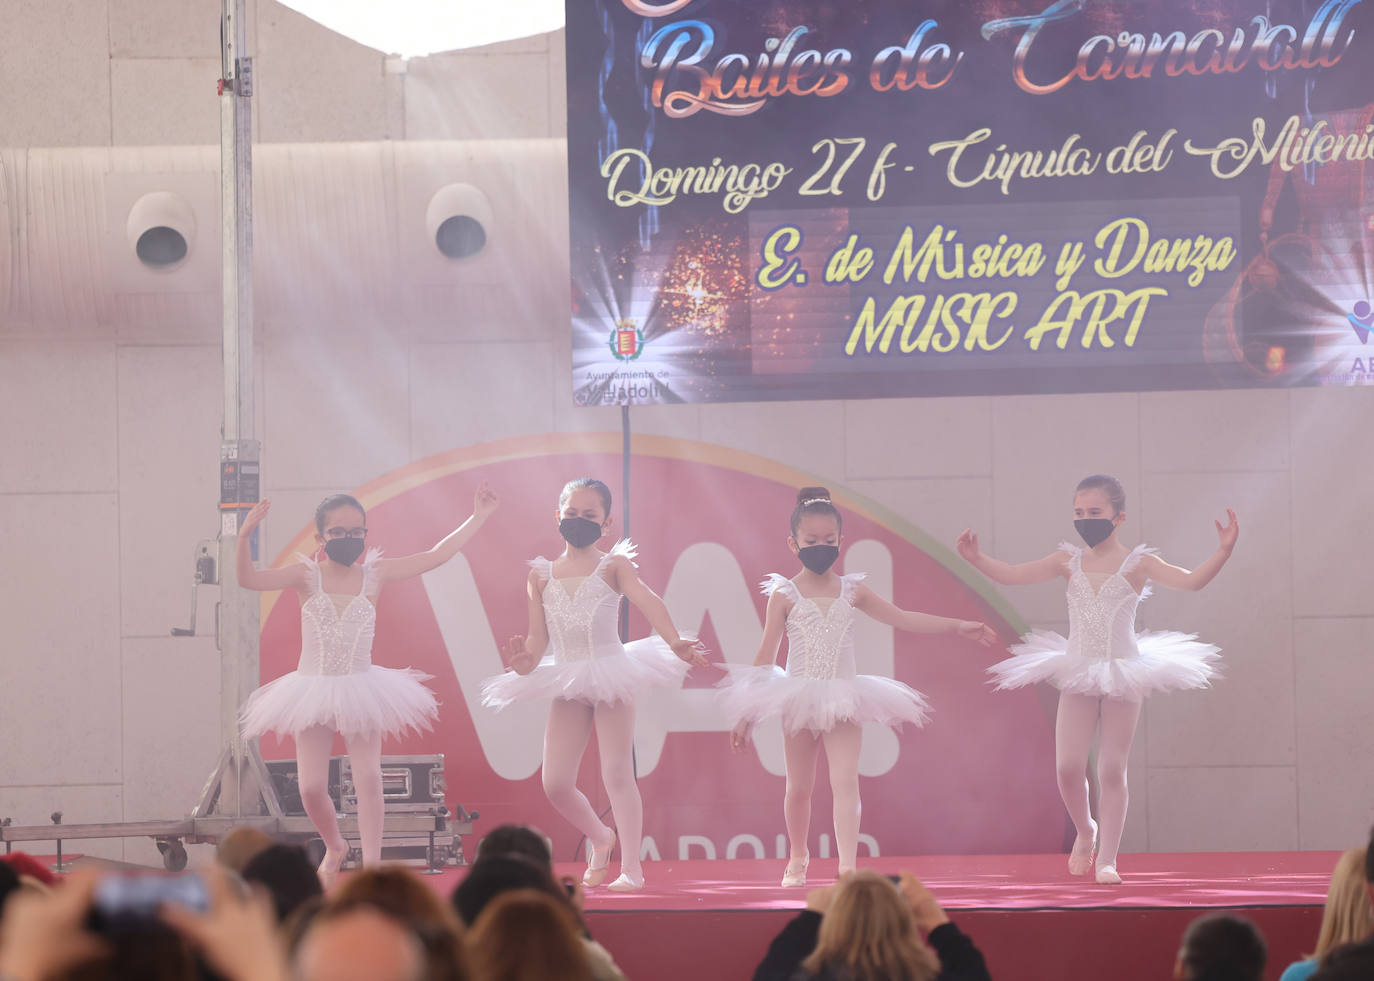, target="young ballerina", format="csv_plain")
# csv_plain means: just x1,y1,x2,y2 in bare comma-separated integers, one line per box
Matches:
956,474,1237,885
236,482,499,885
481,477,709,892
726,487,997,887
